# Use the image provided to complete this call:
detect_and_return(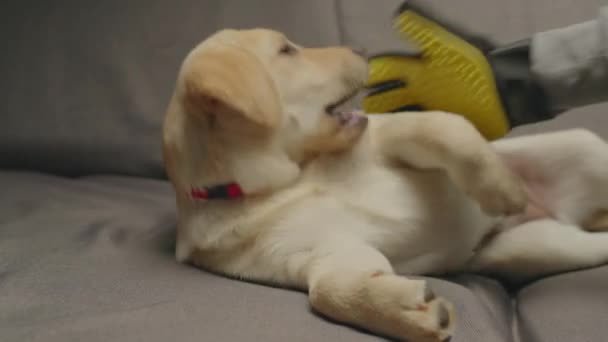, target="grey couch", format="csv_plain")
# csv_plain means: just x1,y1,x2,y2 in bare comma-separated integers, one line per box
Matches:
2,1,607,341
